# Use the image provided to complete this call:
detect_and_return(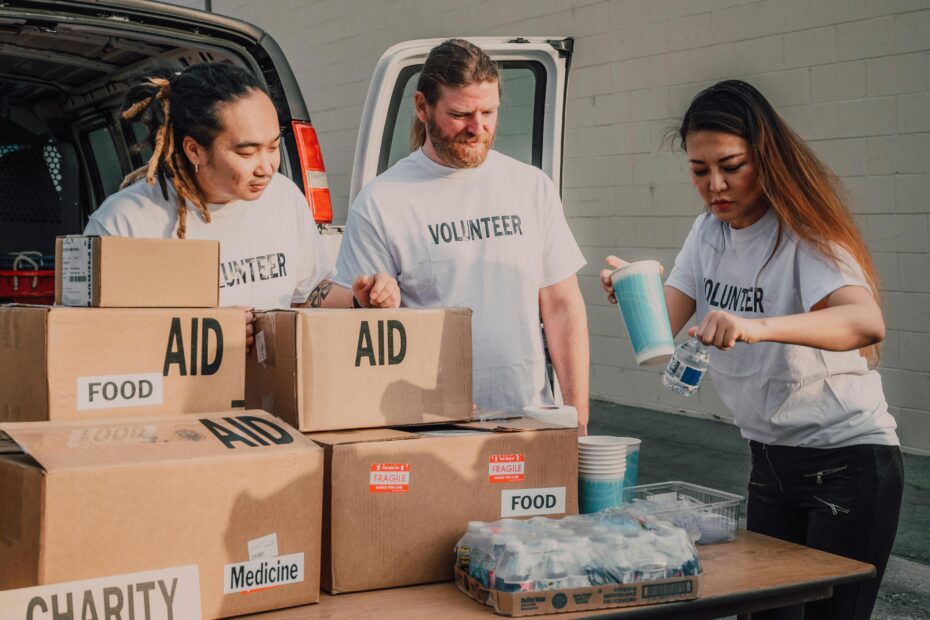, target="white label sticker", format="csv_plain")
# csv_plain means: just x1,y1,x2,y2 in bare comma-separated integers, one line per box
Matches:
77,373,164,410
224,552,304,594
0,565,201,620
255,330,267,365
248,533,279,561
60,236,93,306
501,487,567,517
